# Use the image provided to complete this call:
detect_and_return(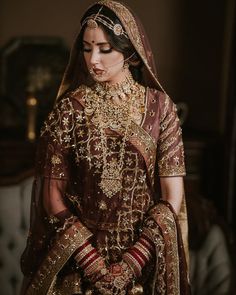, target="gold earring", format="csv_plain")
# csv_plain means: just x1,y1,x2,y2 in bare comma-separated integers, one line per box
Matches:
122,62,129,71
